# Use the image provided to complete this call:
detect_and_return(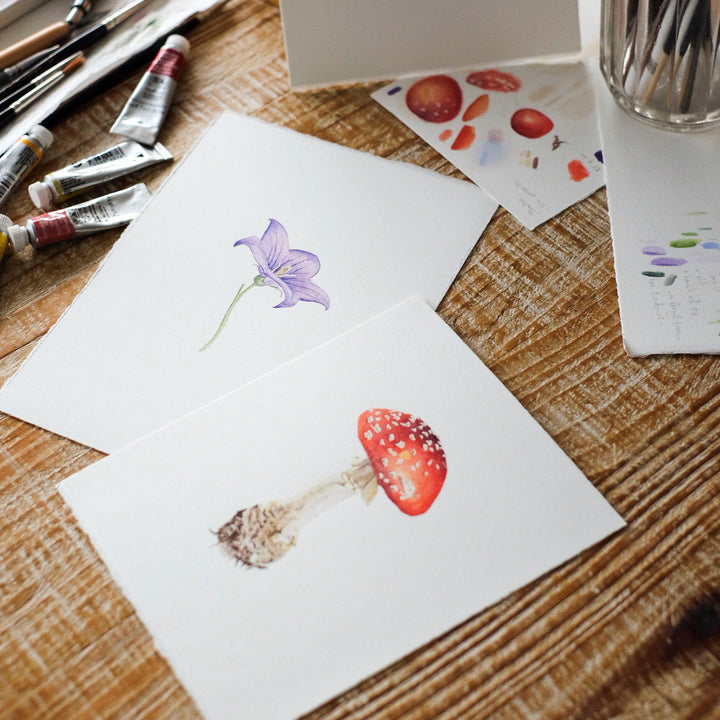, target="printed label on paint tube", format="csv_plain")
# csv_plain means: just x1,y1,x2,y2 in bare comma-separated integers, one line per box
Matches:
32,184,151,248
45,141,172,201
148,48,186,80
0,137,42,205
110,38,189,146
